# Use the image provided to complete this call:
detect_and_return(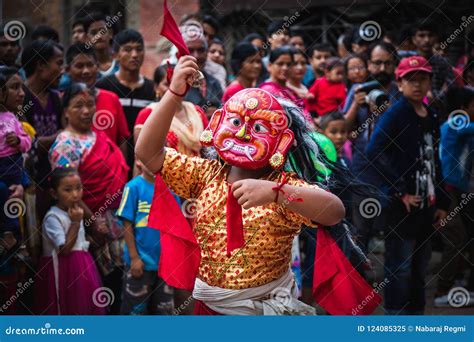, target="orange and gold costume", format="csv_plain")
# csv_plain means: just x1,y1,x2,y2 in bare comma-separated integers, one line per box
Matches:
161,148,318,289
